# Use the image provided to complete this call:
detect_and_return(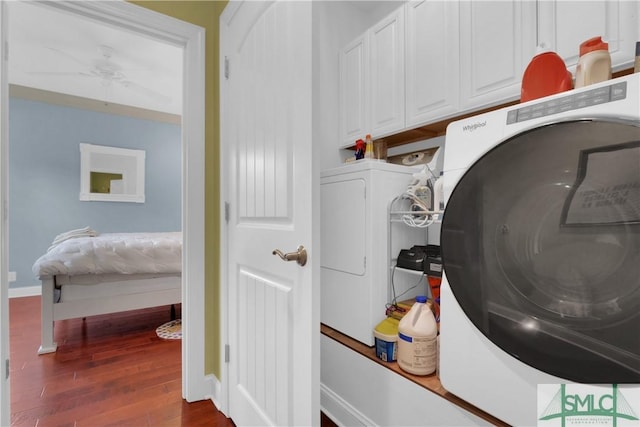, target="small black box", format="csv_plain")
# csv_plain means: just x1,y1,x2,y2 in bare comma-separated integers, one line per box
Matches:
424,245,442,277
397,248,425,271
